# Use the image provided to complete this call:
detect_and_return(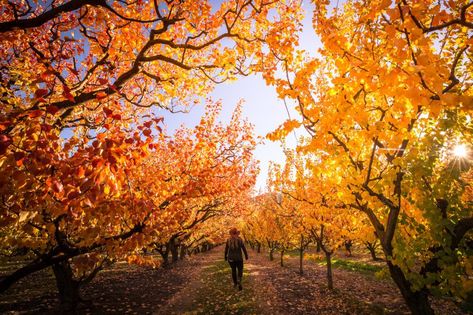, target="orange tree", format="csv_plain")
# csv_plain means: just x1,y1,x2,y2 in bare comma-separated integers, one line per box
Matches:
0,100,257,310
0,0,301,309
0,112,162,308
245,192,286,261
264,0,473,313
136,102,258,266
0,0,302,132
